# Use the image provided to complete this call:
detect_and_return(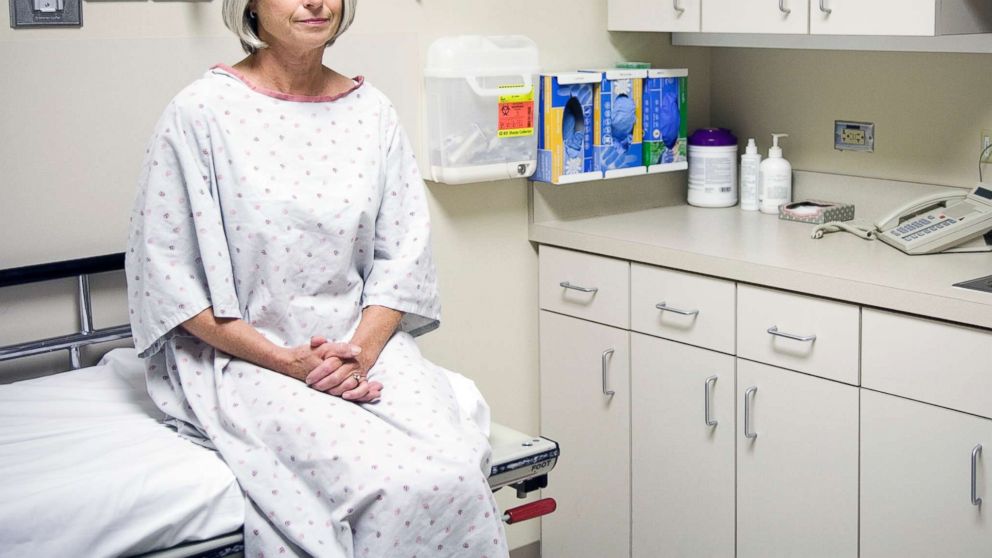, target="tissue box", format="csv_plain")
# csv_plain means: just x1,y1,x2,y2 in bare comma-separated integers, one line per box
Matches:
533,72,602,185
644,69,688,173
583,69,647,179
778,200,856,224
